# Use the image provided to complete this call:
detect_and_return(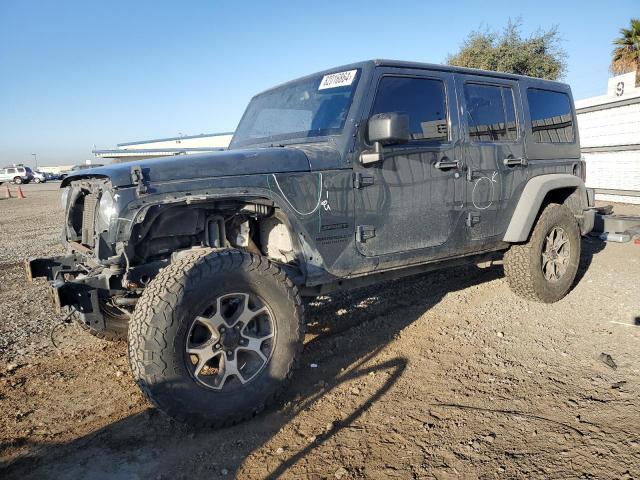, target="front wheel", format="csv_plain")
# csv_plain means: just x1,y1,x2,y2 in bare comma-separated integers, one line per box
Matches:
504,203,581,303
128,249,304,426
13,177,22,184
34,178,41,184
